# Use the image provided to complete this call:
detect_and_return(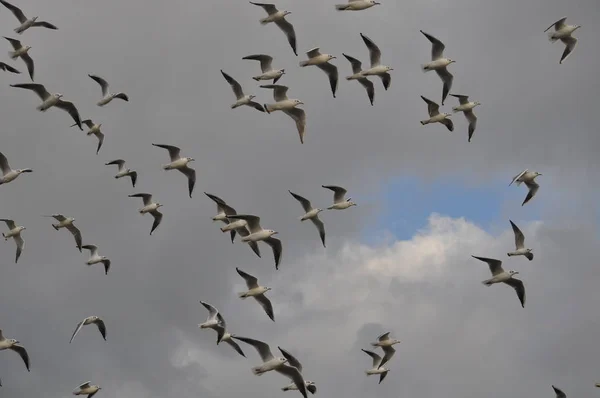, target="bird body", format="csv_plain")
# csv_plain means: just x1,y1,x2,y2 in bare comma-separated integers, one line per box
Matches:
300,208,322,221
422,58,454,71
452,101,480,113
2,225,24,240
38,94,61,111
73,382,101,397
255,69,285,81
299,52,335,67
265,99,303,113
239,285,270,299
8,44,30,59
335,0,380,11
366,367,389,376
421,112,452,125
221,219,247,233
243,229,278,242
